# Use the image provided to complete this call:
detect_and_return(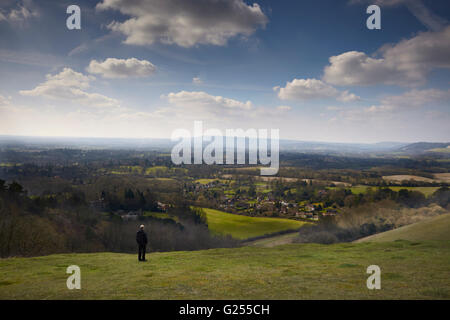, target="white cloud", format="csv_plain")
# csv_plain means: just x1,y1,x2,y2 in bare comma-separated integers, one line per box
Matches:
332,88,450,122
274,78,360,102
86,58,156,79
276,105,291,111
19,68,120,108
0,0,39,24
192,77,203,85
323,26,450,86
338,91,361,103
164,90,252,116
0,94,11,106
96,0,268,47
380,88,450,109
